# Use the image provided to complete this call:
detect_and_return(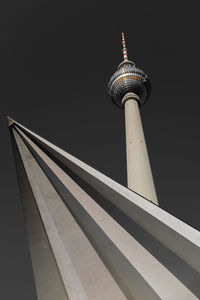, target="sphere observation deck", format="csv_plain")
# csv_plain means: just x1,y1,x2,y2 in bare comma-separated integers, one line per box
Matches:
108,60,151,108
